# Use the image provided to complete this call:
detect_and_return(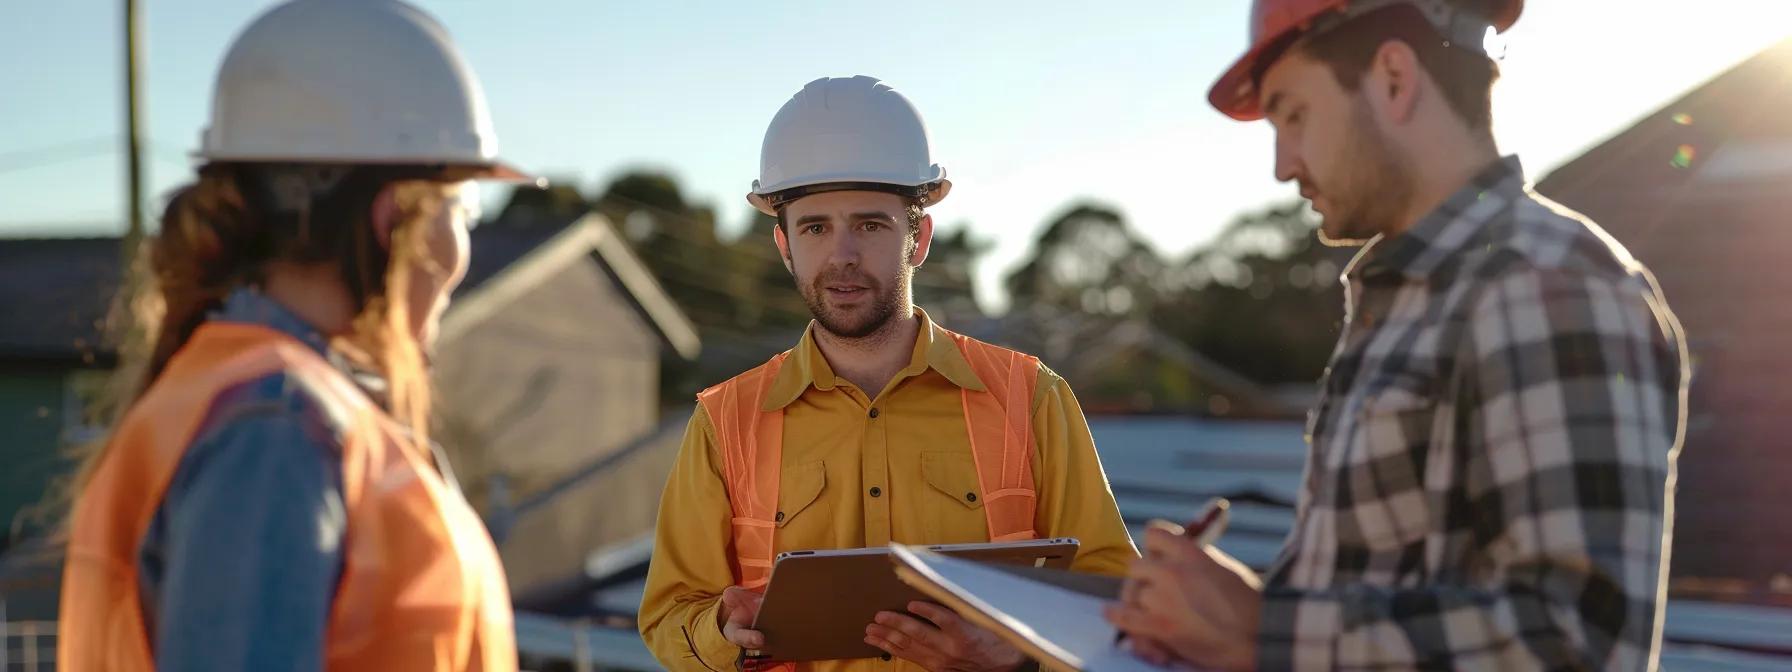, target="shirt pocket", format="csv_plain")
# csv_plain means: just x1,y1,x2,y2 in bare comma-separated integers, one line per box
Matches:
1338,382,1437,552
776,460,831,538
922,451,990,544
